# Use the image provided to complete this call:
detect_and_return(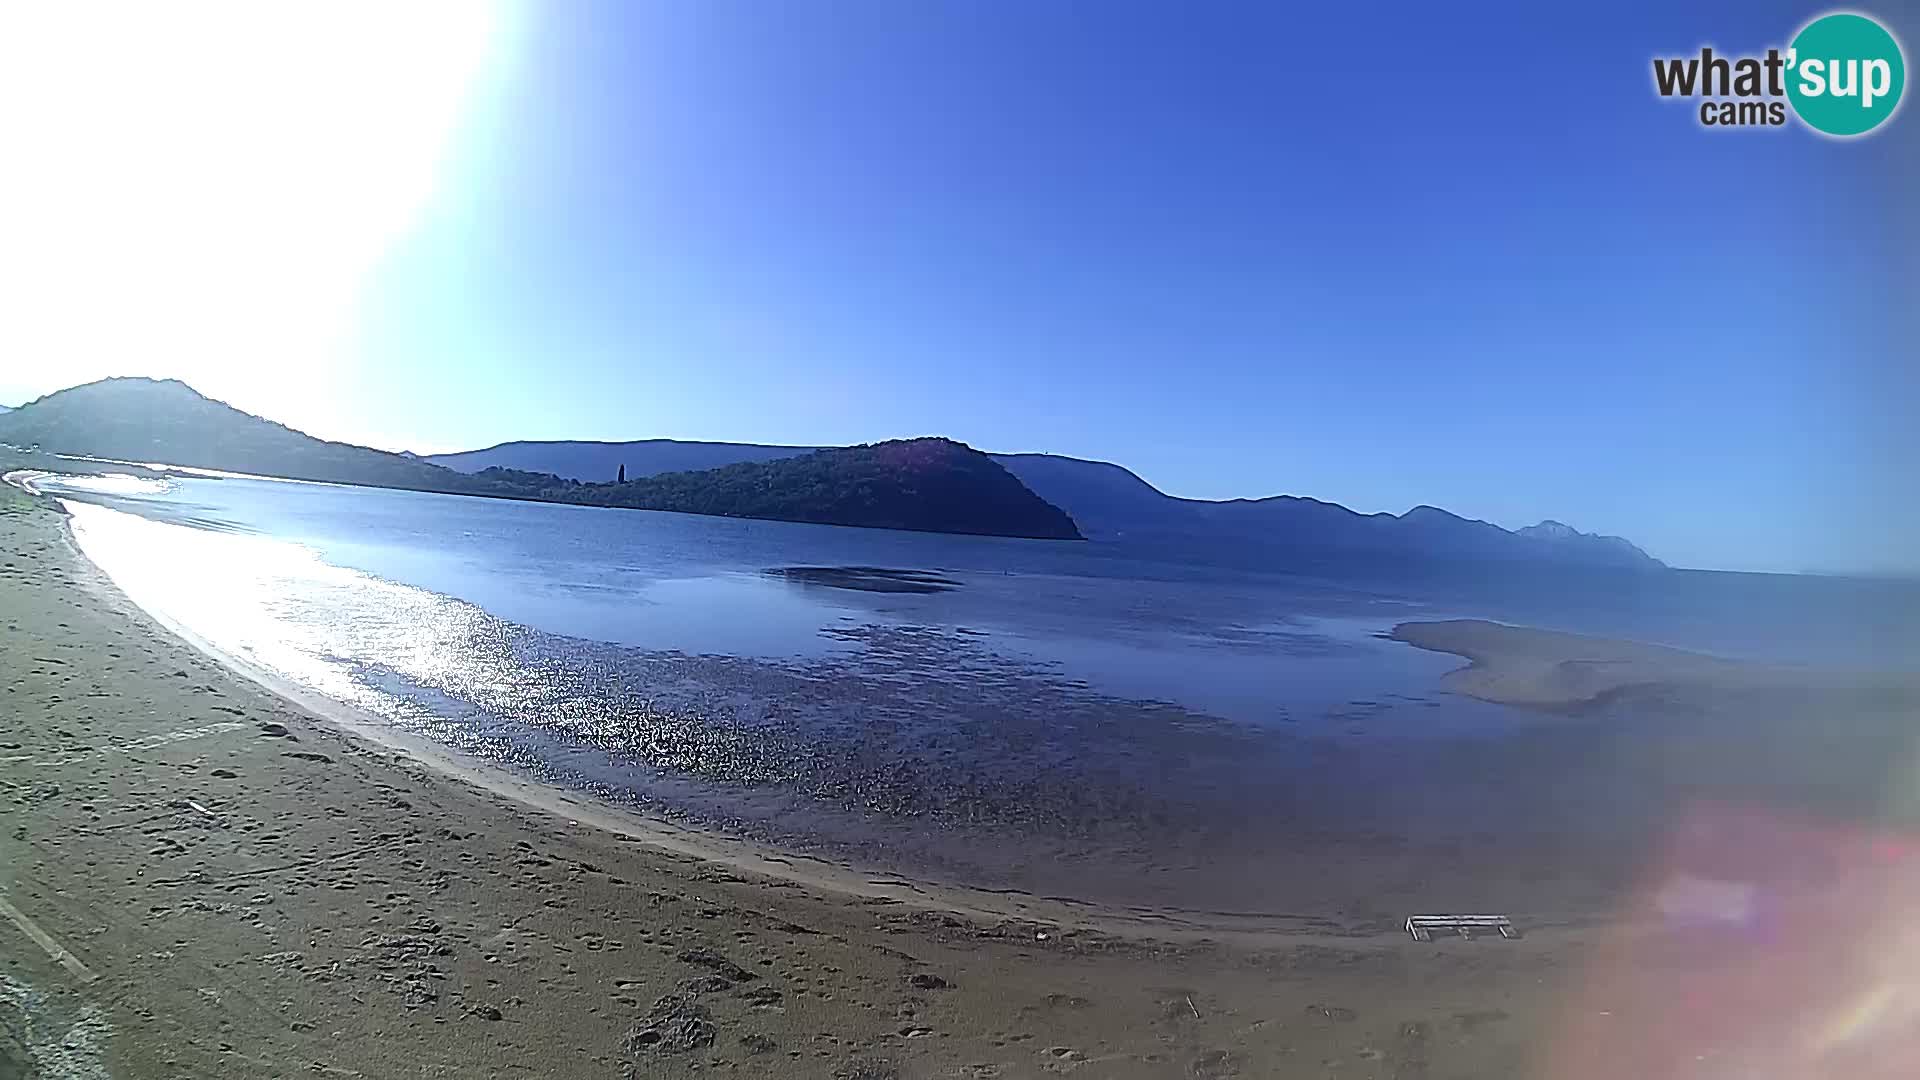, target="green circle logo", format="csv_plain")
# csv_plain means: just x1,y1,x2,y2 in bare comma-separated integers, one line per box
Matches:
1787,12,1906,136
